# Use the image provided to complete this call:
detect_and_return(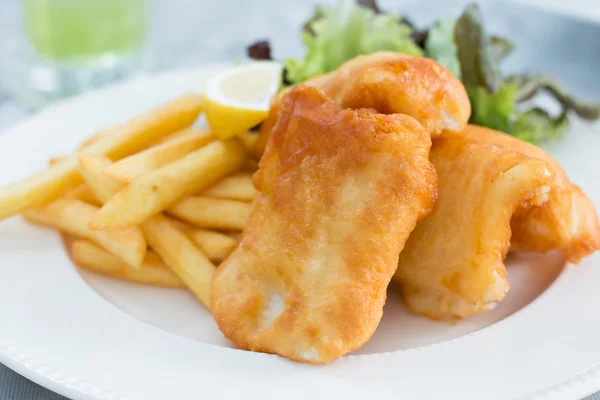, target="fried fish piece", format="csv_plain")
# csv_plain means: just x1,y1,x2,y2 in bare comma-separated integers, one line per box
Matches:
458,125,600,262
306,52,471,134
212,85,436,363
255,52,470,157
394,134,555,319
